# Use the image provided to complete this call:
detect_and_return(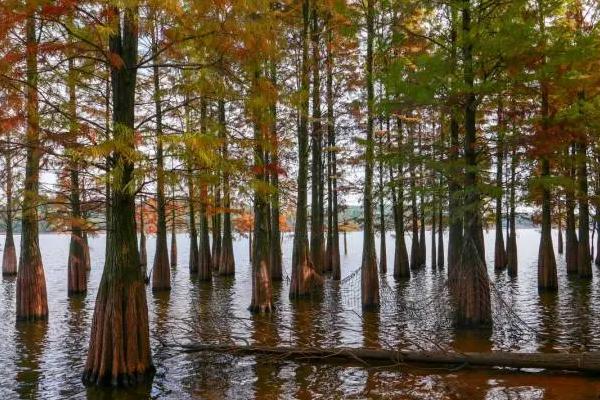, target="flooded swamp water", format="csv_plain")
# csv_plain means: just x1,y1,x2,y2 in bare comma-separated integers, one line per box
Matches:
1,229,600,399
